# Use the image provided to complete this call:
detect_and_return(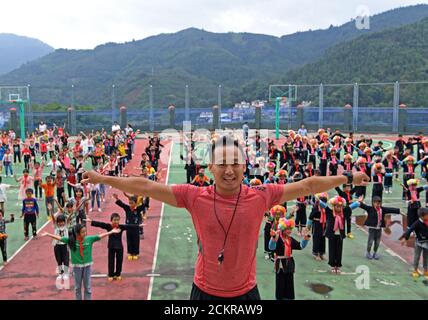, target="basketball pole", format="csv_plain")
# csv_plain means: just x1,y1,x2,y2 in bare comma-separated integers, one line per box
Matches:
19,100,25,139
275,97,281,140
